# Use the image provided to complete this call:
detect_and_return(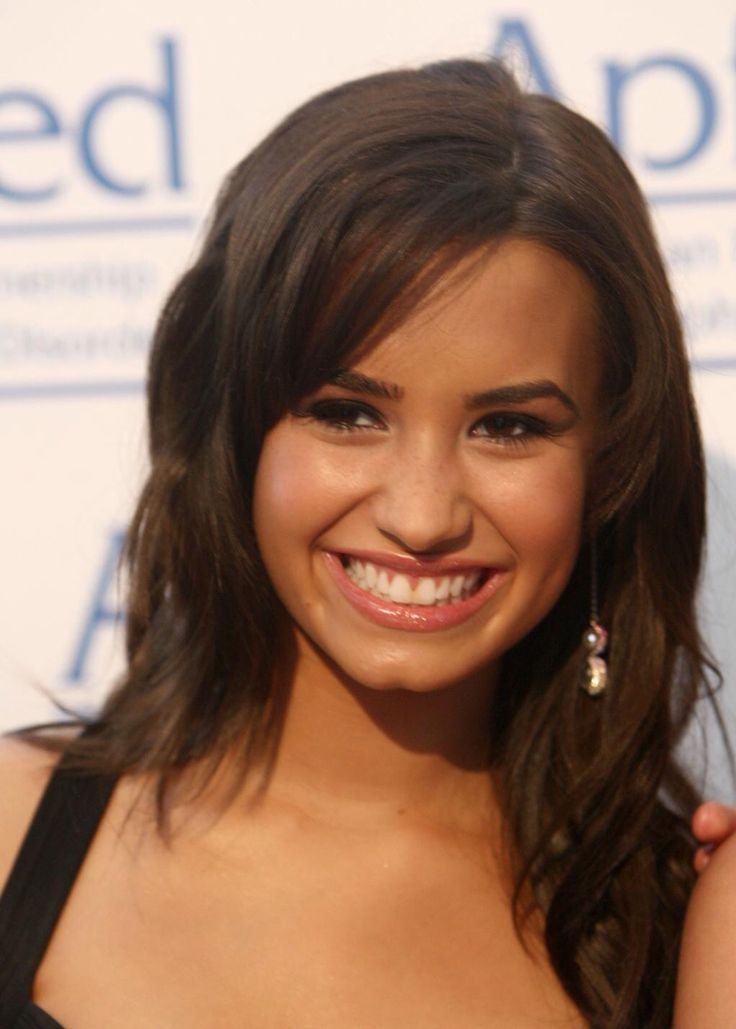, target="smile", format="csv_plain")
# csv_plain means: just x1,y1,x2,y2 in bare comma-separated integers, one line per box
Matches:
322,551,508,633
342,556,485,606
